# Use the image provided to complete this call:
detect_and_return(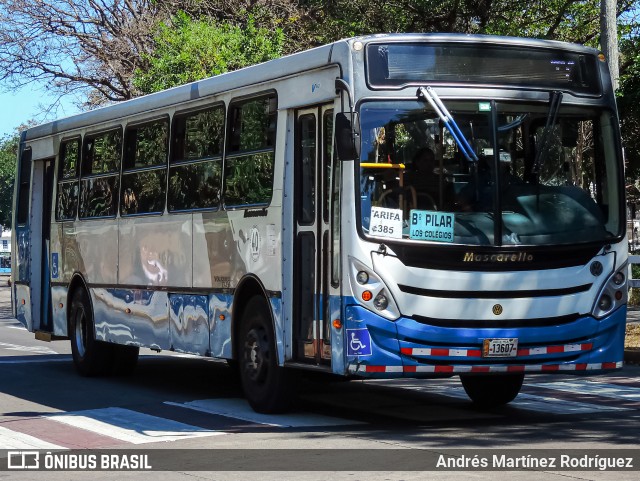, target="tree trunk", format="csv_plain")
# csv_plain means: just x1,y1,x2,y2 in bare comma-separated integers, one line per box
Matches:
600,0,619,91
